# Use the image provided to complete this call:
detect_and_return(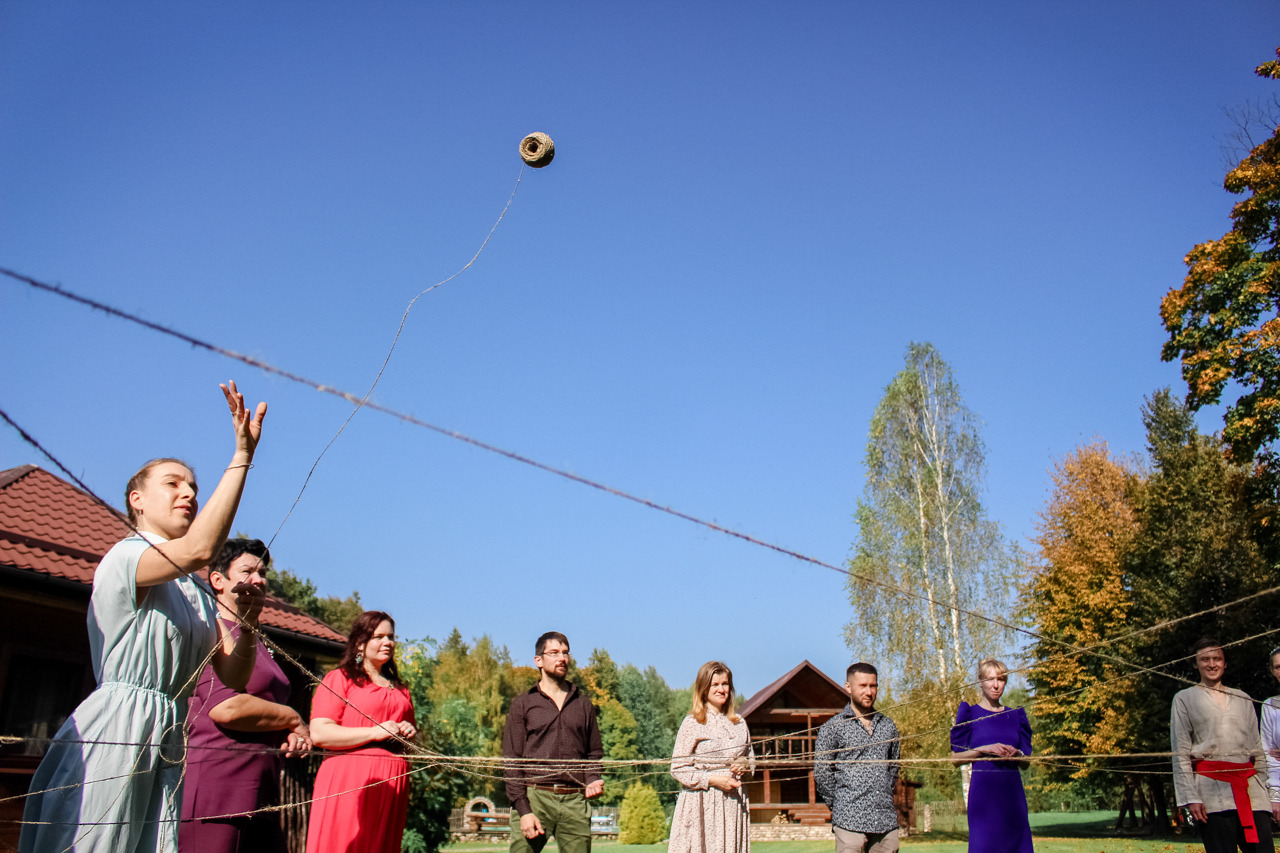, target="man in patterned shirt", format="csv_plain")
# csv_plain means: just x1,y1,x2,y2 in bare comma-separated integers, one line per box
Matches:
503,631,604,853
814,662,901,853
